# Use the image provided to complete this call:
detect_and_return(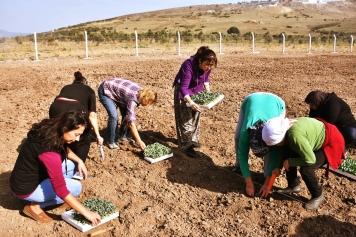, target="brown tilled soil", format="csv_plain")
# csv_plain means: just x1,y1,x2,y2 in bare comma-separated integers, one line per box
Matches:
0,53,355,237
